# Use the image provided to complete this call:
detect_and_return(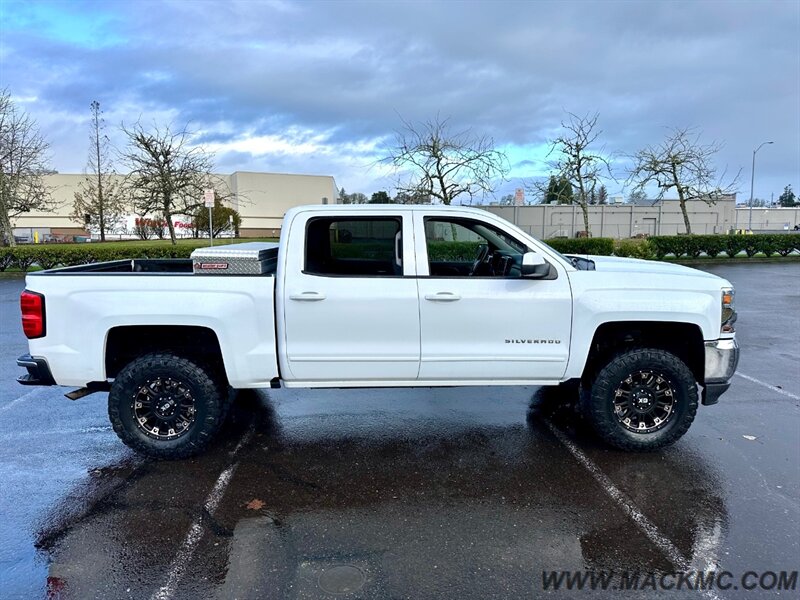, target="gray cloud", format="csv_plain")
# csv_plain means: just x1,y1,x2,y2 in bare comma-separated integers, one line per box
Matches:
3,0,798,200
